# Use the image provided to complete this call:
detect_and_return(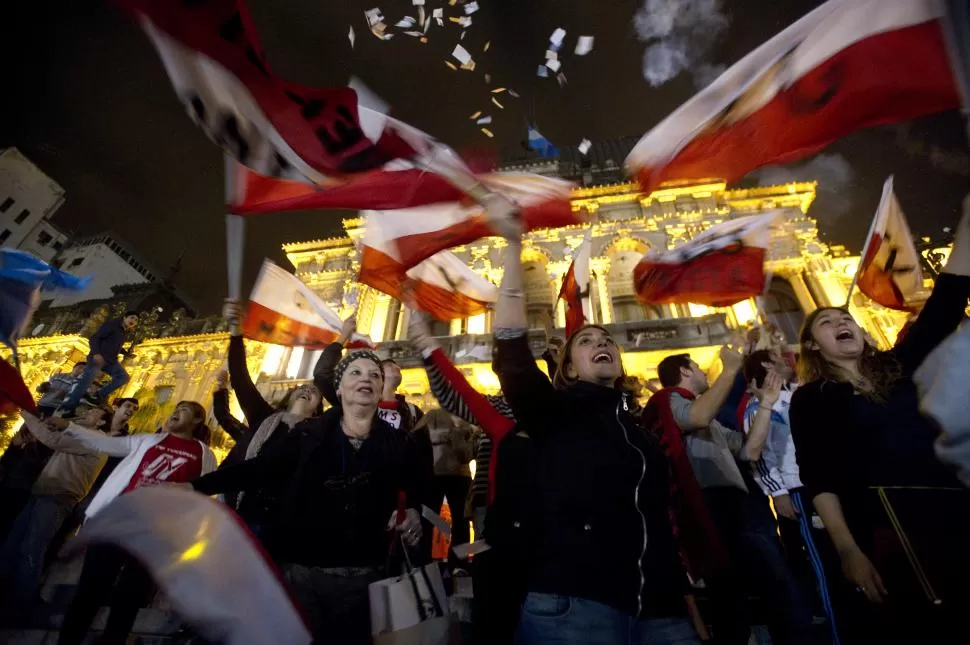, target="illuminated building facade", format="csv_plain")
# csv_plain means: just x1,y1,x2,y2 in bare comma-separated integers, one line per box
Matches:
1,177,933,457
